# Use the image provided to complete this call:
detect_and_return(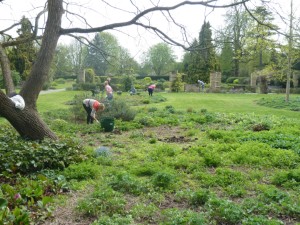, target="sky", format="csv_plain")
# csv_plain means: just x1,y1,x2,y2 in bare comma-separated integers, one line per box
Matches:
0,0,298,62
